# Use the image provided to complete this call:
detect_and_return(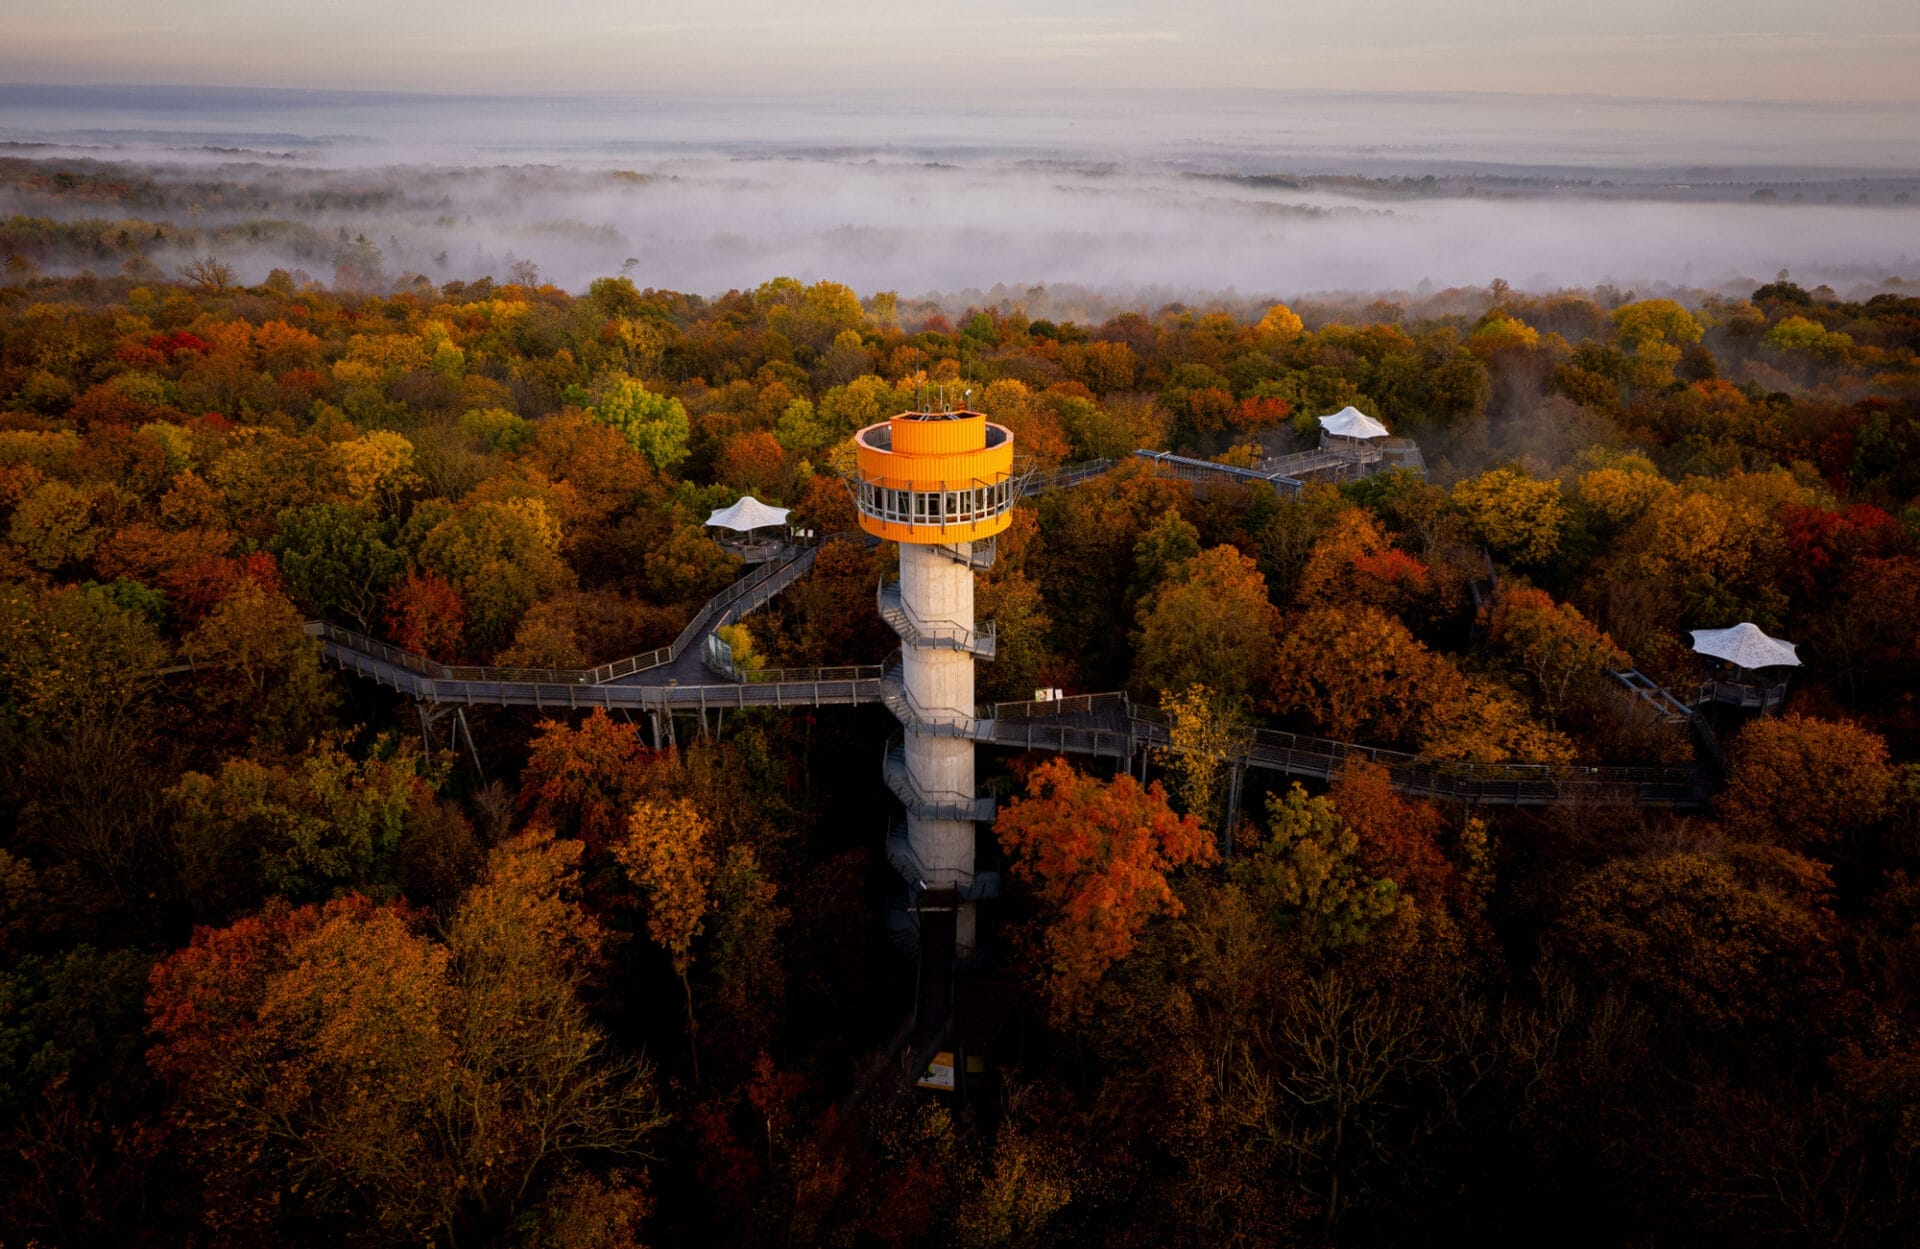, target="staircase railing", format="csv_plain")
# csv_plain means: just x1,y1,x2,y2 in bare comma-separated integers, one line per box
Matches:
883,736,997,822
879,661,997,741
877,579,997,659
